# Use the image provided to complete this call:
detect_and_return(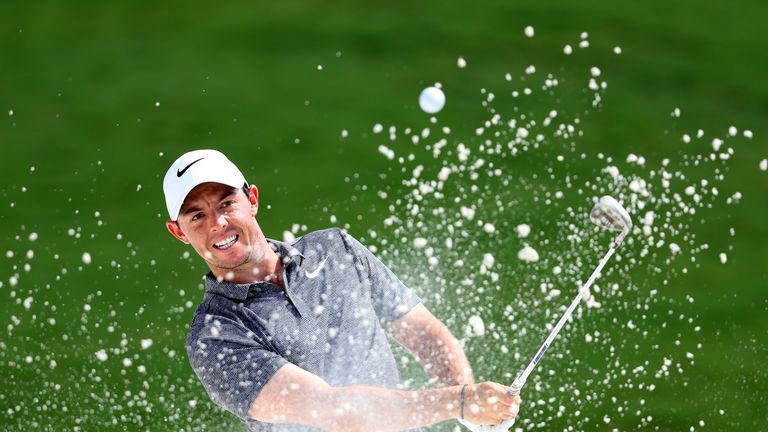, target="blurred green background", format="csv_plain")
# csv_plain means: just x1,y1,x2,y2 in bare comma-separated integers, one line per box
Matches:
1,0,767,430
